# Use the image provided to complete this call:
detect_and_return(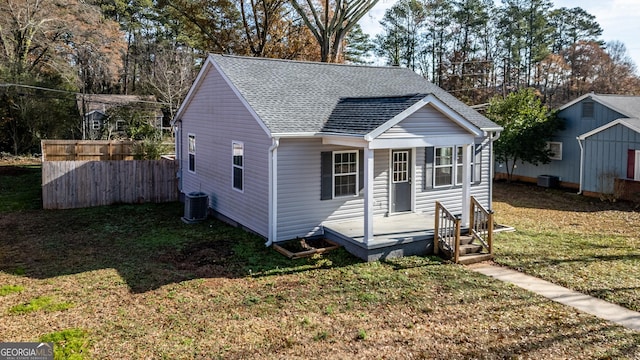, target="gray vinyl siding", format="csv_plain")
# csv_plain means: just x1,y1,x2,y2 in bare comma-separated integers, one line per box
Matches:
179,65,271,237
276,138,363,240
582,124,640,193
379,105,468,138
496,99,625,185
415,141,492,215
275,137,492,241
